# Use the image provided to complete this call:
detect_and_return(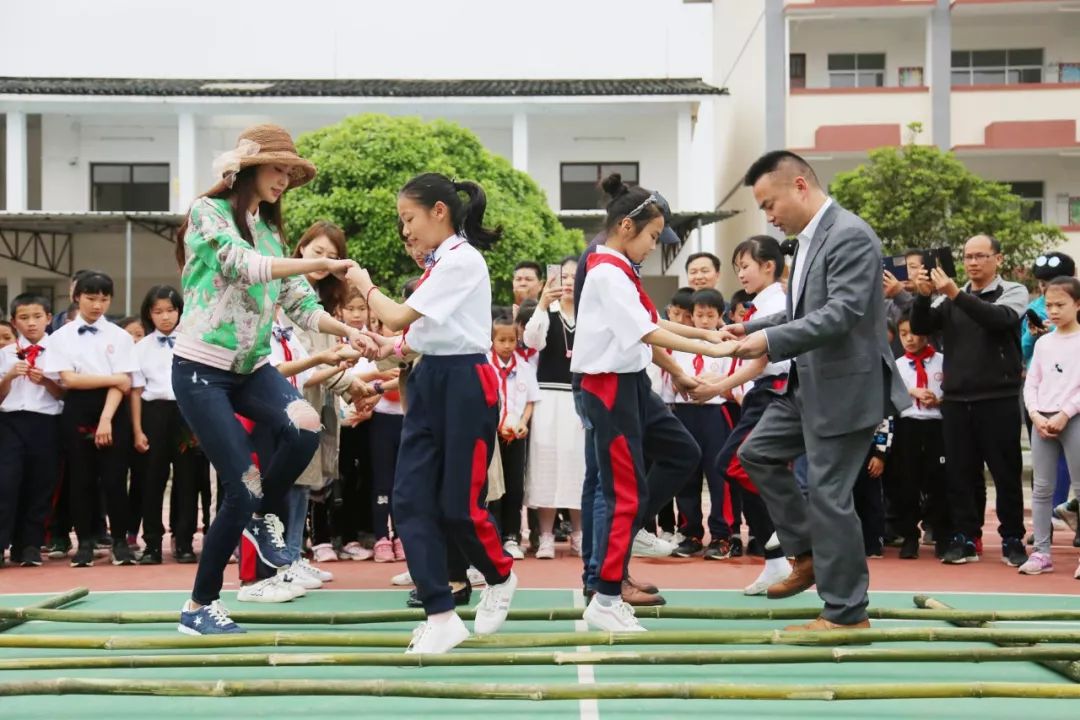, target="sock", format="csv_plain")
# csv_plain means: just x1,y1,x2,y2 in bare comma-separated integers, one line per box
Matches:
184,600,202,612
765,557,791,573
428,610,456,625
449,582,466,593
595,592,620,607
